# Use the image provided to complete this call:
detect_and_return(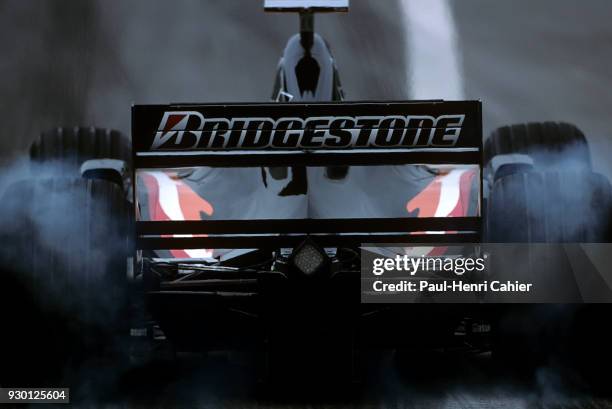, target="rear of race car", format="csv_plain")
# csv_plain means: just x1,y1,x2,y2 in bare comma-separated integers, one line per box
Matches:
131,101,483,366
